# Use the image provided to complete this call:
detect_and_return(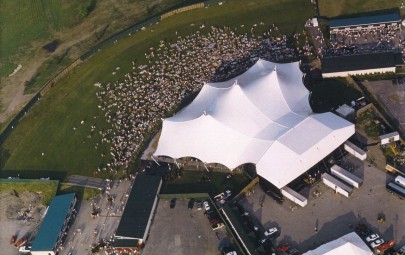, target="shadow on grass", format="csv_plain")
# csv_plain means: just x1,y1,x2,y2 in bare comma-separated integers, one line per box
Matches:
57,183,100,201
0,169,67,181
162,182,218,196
